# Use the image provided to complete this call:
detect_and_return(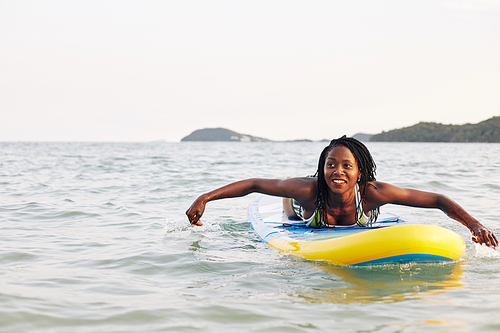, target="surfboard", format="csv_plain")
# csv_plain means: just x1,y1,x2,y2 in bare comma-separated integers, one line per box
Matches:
248,194,466,266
